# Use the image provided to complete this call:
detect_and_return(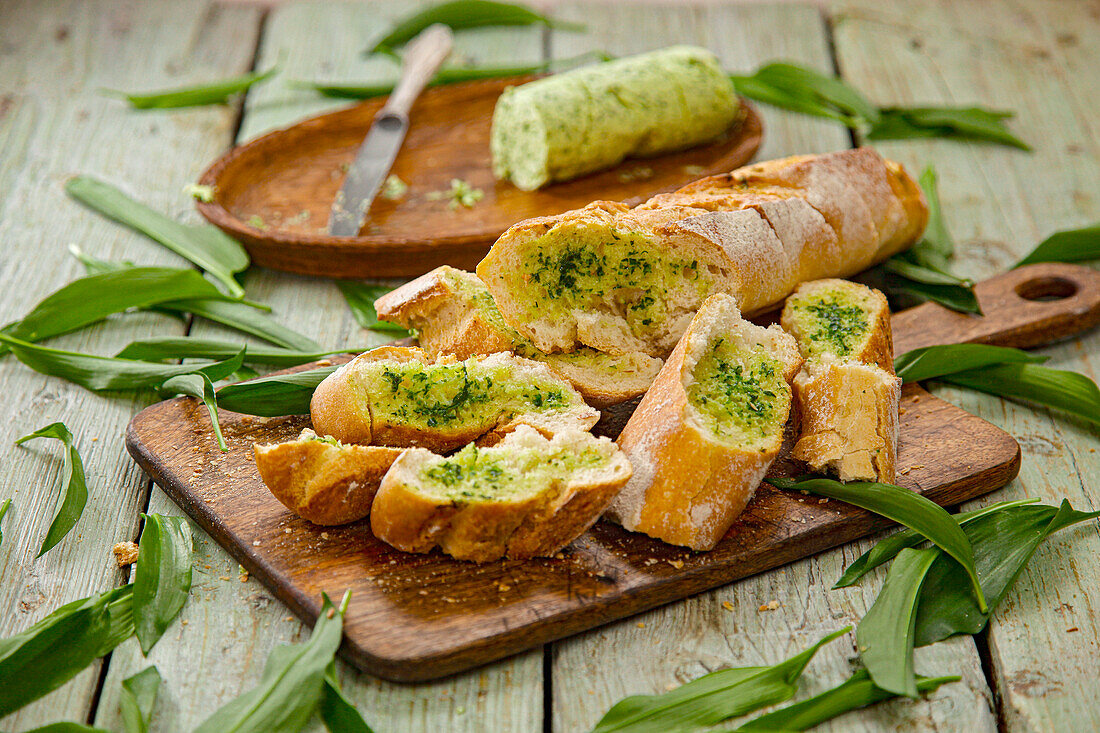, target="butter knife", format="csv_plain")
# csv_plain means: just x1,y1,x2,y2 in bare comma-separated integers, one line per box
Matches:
328,23,454,237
